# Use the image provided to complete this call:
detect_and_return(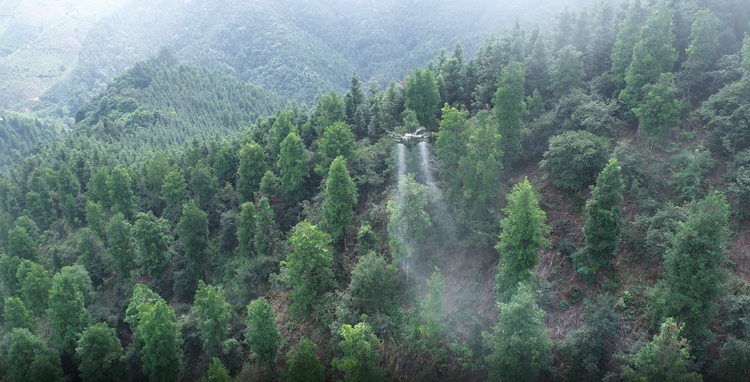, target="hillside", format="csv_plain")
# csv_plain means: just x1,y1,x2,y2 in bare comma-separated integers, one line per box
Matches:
1,0,750,382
